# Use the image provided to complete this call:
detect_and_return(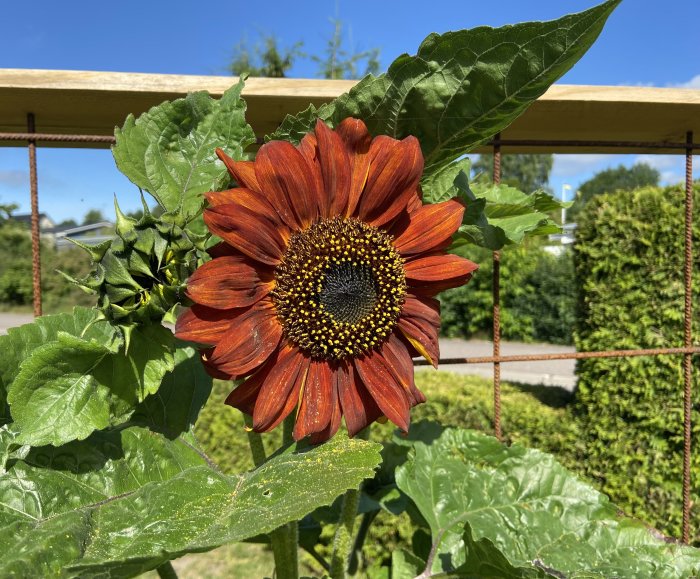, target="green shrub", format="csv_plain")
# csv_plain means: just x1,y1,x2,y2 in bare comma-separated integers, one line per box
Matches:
573,184,700,542
0,222,95,312
440,244,576,344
